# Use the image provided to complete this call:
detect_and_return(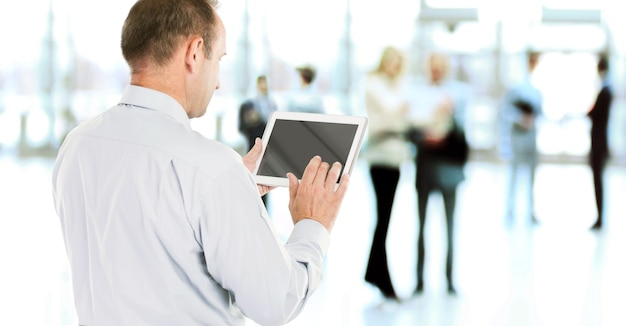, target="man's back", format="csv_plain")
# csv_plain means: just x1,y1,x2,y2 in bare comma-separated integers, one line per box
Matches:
589,84,612,155
287,86,325,114
53,88,248,325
